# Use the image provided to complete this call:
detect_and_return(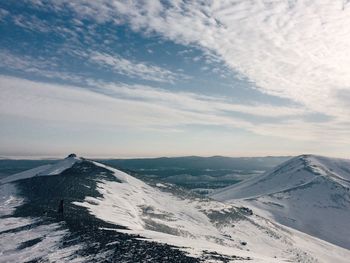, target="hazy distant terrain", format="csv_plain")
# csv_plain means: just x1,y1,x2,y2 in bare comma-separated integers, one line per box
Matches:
0,156,290,190
99,156,290,190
